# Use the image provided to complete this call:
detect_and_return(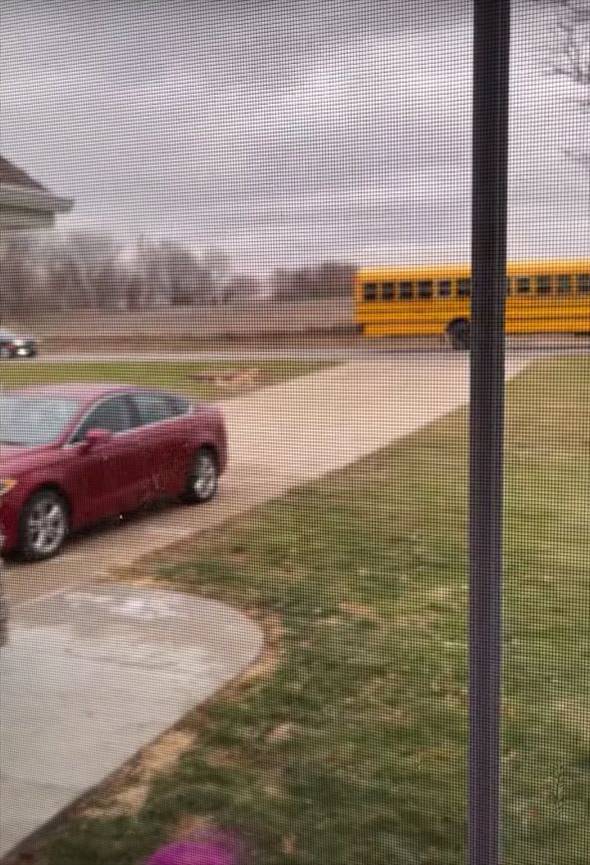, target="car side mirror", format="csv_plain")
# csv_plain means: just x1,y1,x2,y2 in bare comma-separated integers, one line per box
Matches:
83,428,113,450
